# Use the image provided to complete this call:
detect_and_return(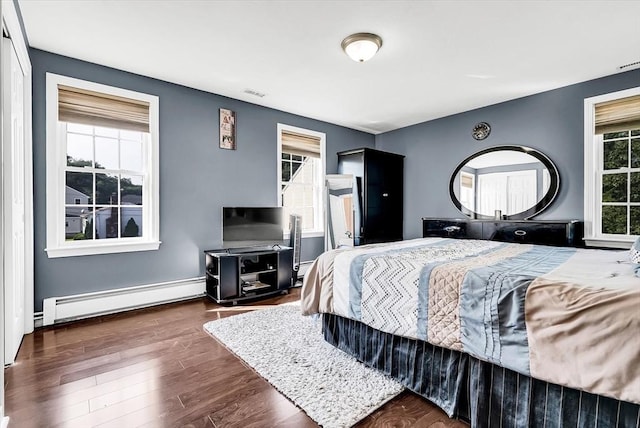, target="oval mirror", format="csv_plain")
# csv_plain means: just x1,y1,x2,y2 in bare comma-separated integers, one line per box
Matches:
449,145,559,220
